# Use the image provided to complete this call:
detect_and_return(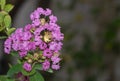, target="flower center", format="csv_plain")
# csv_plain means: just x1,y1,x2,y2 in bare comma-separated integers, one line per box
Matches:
40,18,46,25
40,29,52,43
43,31,52,43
